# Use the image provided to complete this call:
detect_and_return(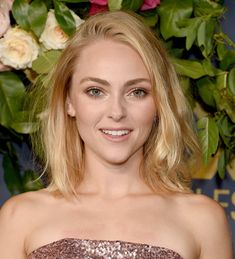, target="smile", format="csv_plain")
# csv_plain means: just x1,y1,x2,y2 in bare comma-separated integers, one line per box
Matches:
101,129,131,136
